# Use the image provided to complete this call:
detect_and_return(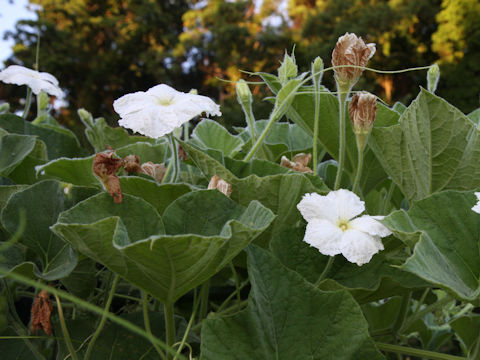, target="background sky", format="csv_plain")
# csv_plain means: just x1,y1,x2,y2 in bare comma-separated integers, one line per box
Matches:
0,0,37,64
